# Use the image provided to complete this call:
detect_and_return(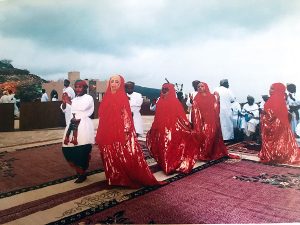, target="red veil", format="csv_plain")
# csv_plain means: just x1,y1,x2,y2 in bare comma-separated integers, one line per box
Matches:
263,83,289,126
259,83,300,164
96,75,161,188
147,83,197,174
152,83,188,130
192,82,238,161
96,75,134,145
